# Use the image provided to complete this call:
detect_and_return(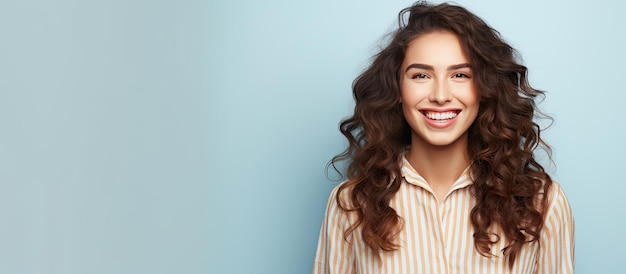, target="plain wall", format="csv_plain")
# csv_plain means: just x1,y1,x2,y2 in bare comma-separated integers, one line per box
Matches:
1,0,624,273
